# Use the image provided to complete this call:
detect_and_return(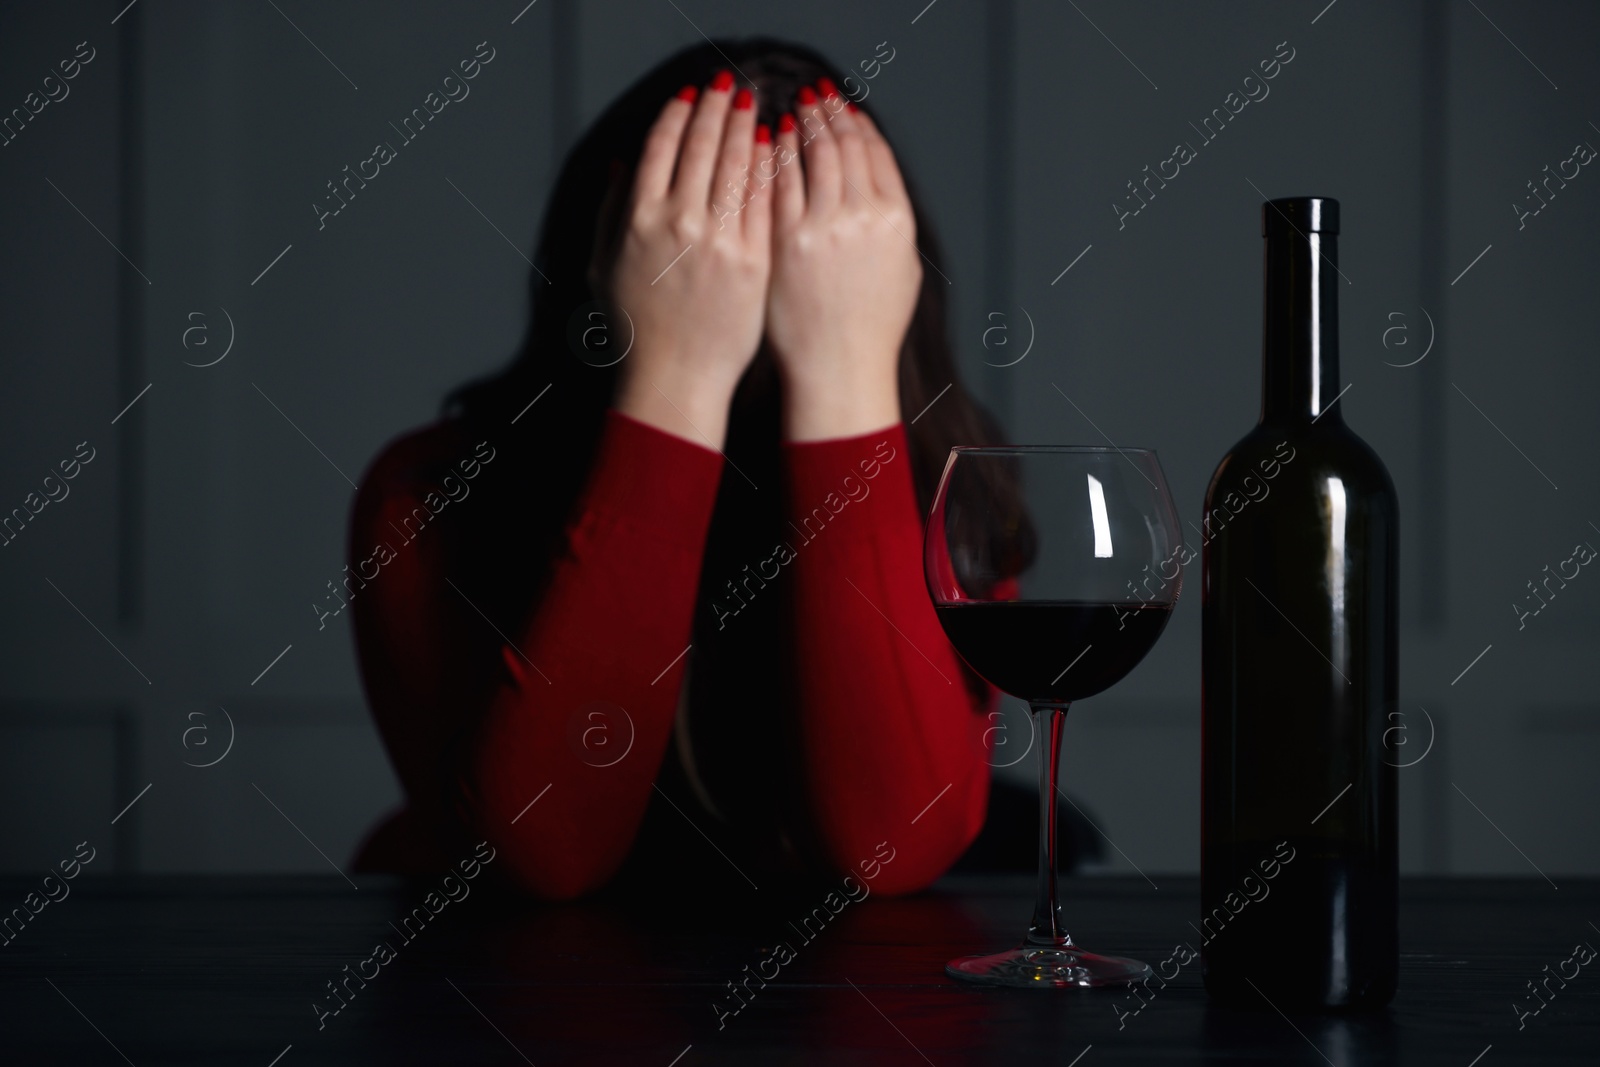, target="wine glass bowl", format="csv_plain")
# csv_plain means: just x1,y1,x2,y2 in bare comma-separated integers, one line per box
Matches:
925,446,1183,988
